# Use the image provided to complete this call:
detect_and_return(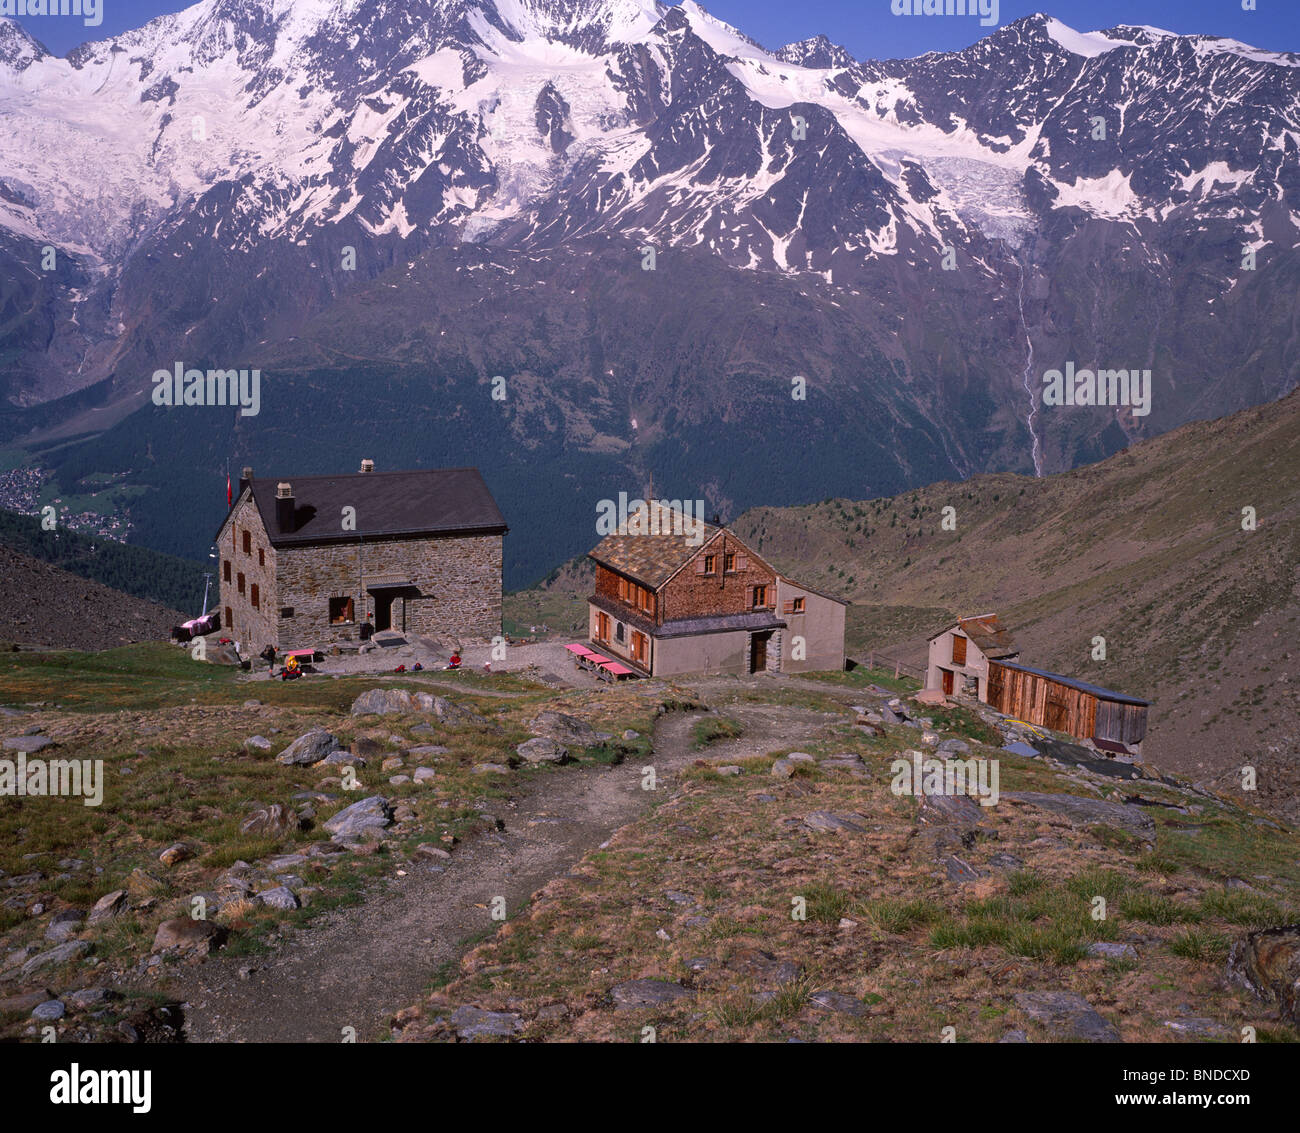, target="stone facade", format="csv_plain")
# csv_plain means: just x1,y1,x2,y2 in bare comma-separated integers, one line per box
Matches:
218,496,279,653
658,532,777,621
217,494,502,654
